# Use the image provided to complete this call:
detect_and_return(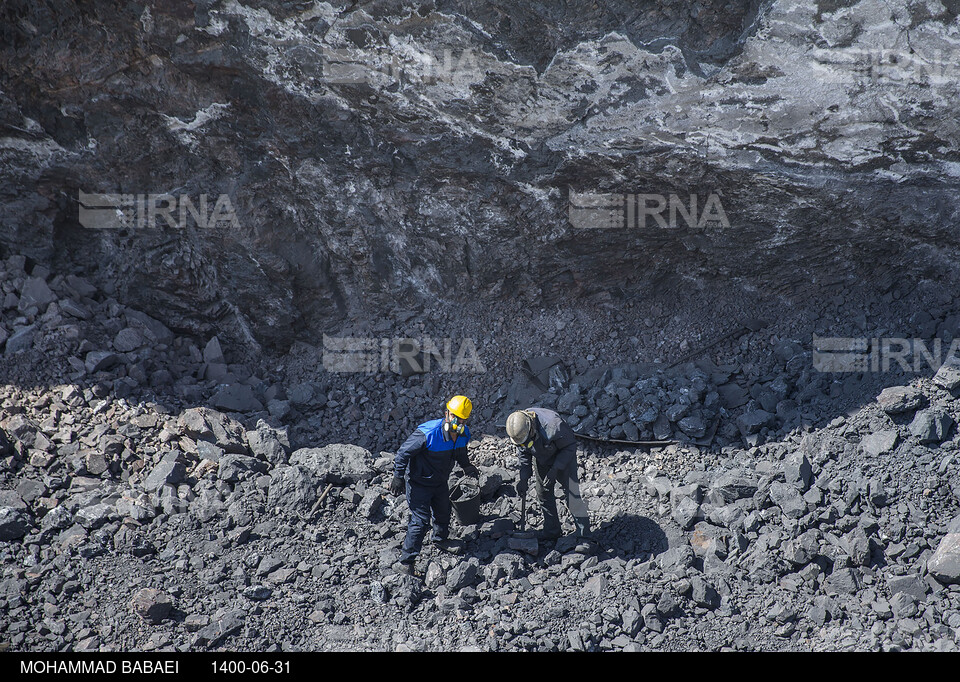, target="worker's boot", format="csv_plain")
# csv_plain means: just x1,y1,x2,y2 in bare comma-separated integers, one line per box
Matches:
573,517,595,554
392,559,416,576
432,537,464,554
